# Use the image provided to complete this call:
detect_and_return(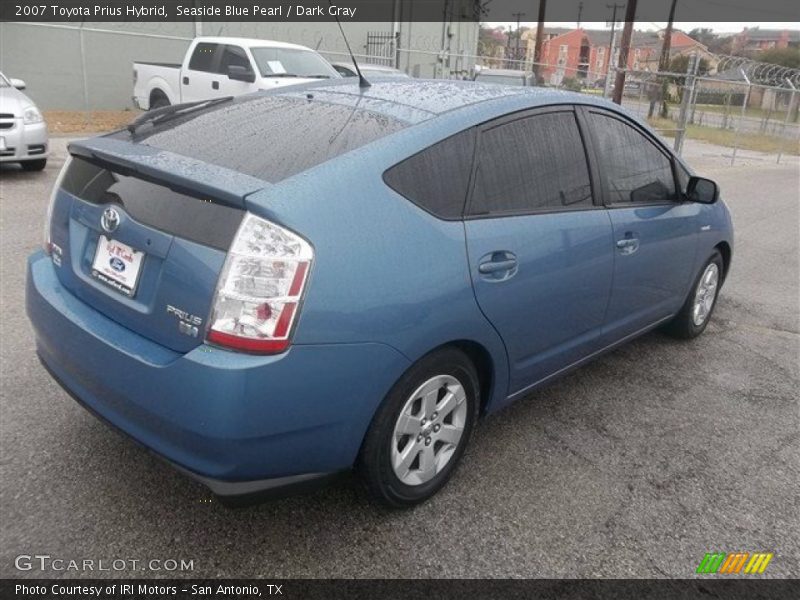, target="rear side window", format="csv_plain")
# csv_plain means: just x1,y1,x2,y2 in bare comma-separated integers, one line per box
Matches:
588,112,677,204
137,95,407,183
383,129,476,219
188,43,218,72
61,157,242,250
470,111,592,215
